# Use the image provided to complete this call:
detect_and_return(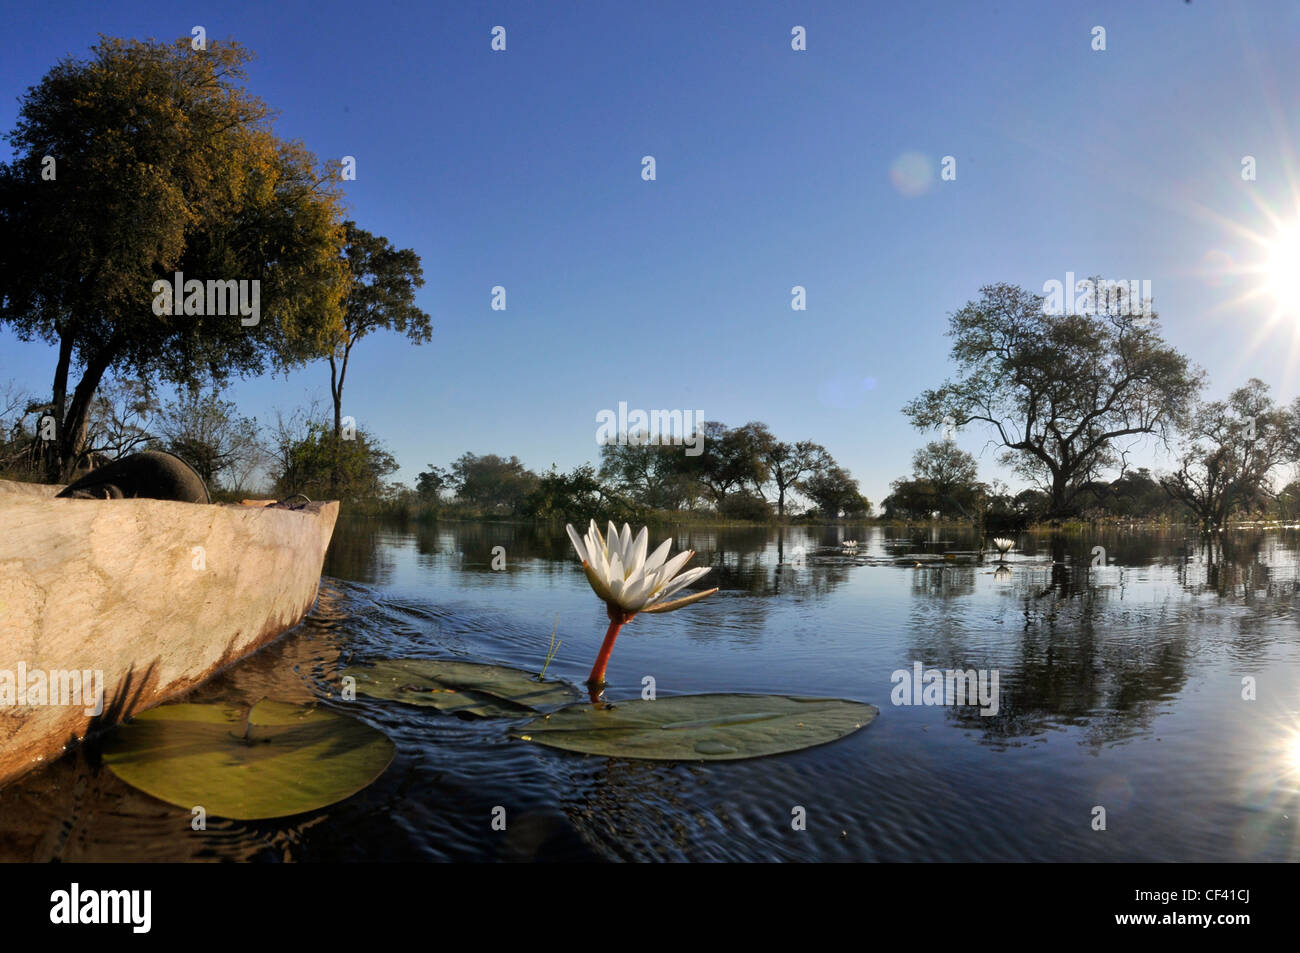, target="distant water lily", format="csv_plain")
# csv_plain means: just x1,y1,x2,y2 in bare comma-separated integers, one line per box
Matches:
567,520,717,699
990,537,1015,560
